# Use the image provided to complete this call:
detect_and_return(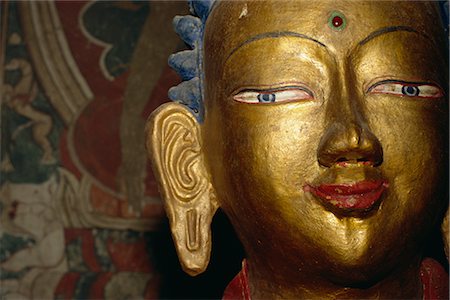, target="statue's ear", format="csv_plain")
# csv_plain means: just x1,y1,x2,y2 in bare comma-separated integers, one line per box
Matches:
146,103,218,276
